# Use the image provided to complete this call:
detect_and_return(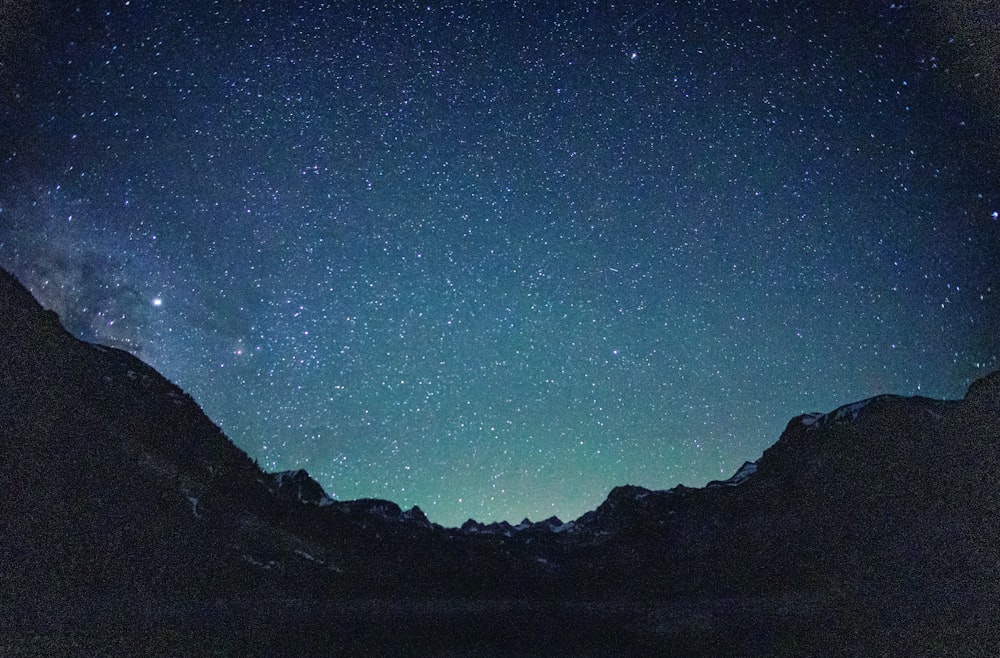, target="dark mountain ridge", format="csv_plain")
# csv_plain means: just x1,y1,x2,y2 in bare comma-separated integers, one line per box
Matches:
2,266,999,656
